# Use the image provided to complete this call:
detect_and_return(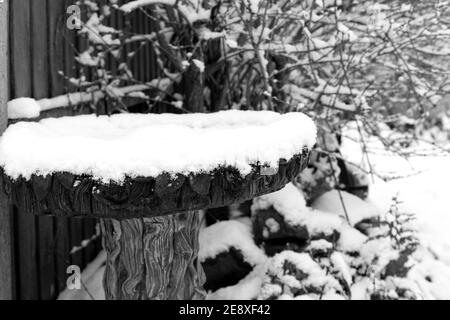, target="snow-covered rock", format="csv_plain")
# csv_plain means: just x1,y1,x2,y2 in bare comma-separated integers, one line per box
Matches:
207,265,266,300
199,219,266,266
312,190,380,226
252,183,344,239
